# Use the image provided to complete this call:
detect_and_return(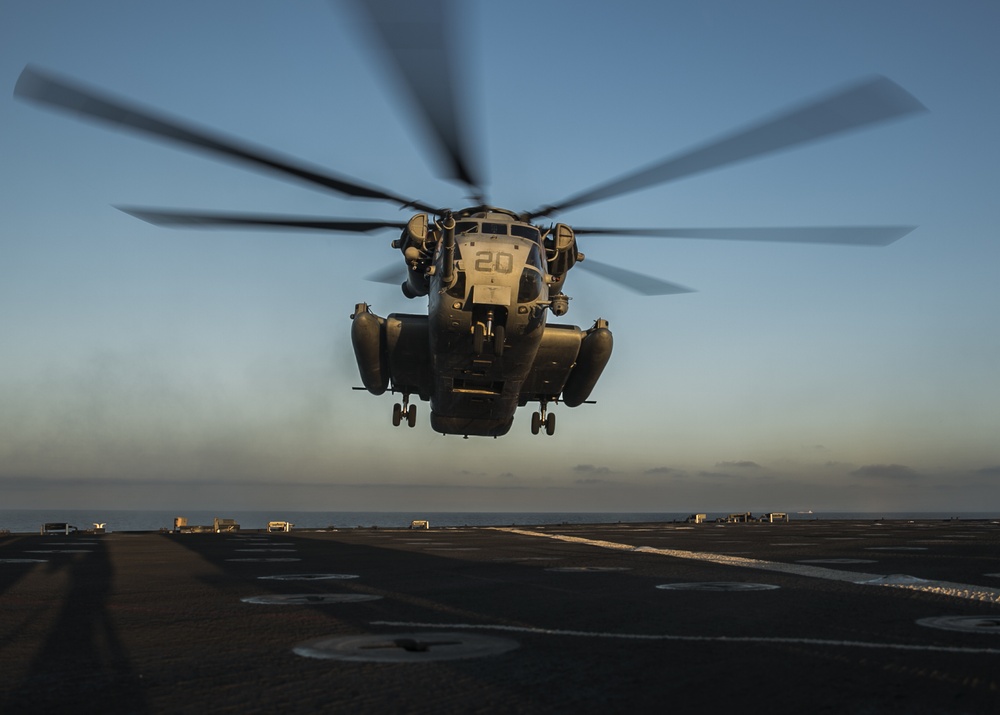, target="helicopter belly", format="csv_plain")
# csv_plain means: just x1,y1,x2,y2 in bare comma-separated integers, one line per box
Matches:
353,301,612,435
429,319,541,437
430,410,513,437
